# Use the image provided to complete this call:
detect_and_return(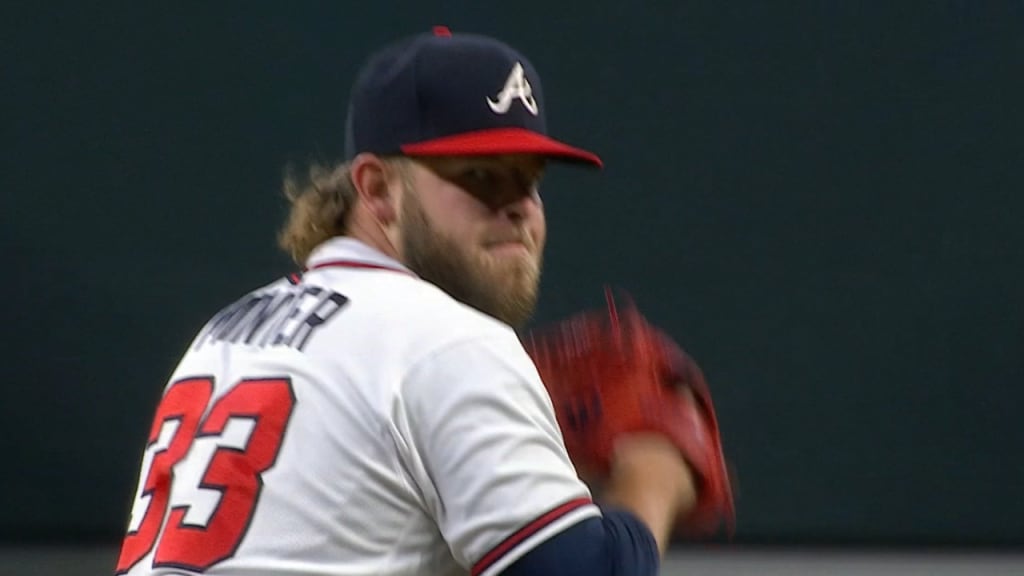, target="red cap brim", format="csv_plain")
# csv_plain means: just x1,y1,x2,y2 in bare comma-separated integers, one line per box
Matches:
400,127,603,168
